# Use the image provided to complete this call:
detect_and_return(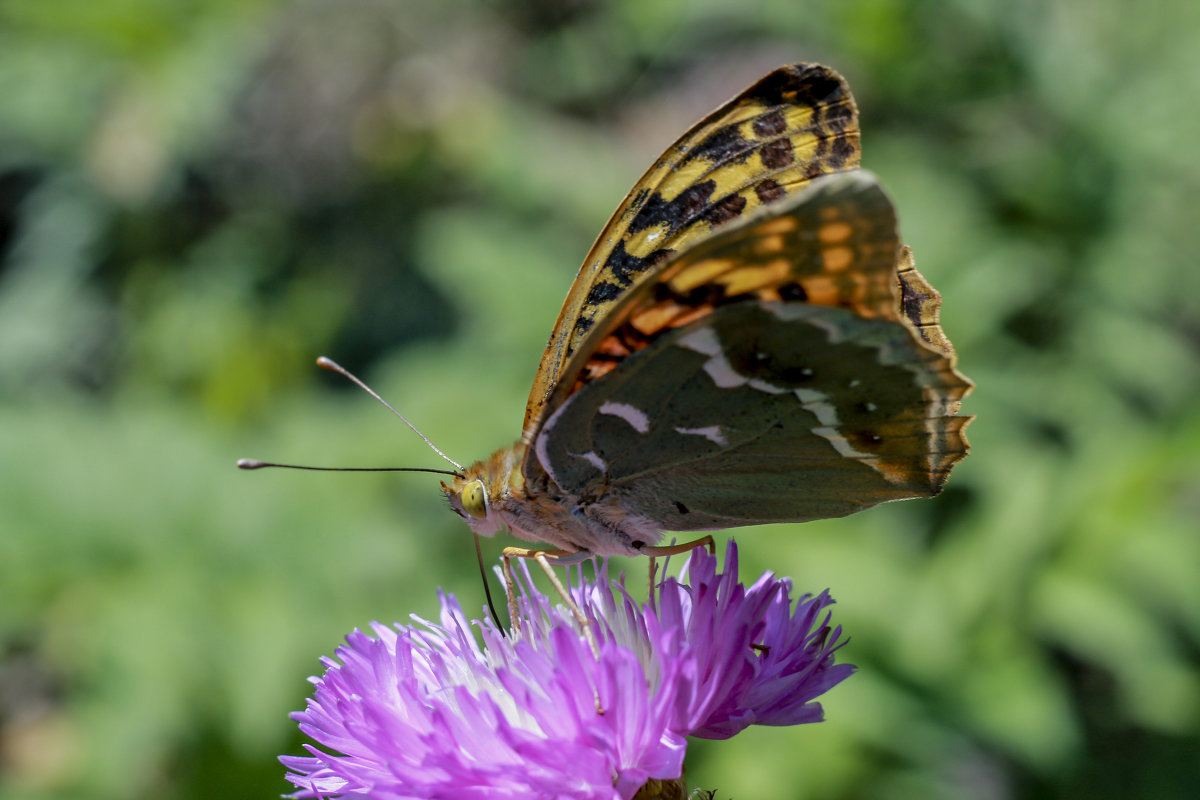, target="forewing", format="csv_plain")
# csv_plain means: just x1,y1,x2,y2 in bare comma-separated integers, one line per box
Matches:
524,63,861,430
529,172,972,529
